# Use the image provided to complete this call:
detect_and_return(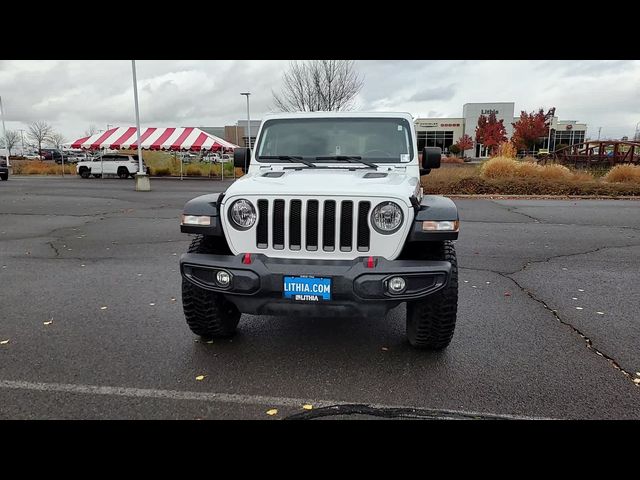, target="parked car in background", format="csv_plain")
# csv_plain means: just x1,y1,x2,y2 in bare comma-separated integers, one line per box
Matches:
0,160,8,181
76,154,146,179
39,148,63,161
